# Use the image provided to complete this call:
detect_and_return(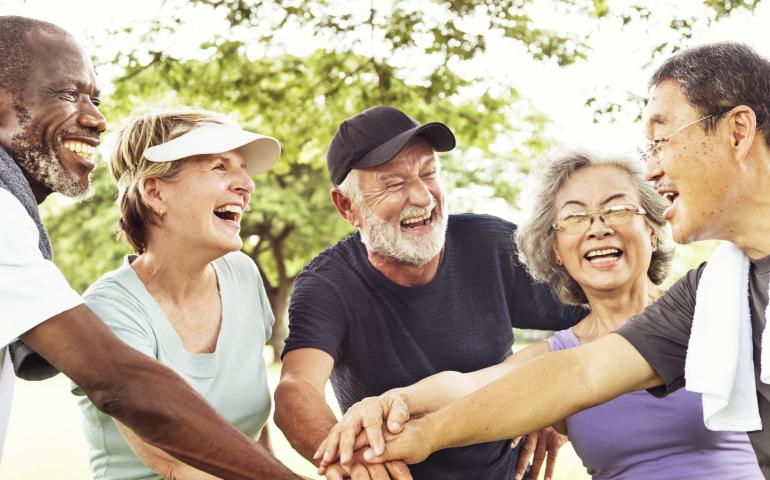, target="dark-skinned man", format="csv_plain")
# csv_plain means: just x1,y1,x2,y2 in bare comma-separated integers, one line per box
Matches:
0,16,300,479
